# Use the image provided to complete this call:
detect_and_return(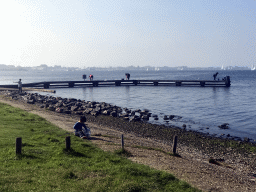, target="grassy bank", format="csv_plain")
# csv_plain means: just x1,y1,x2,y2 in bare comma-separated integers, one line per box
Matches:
0,102,200,192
